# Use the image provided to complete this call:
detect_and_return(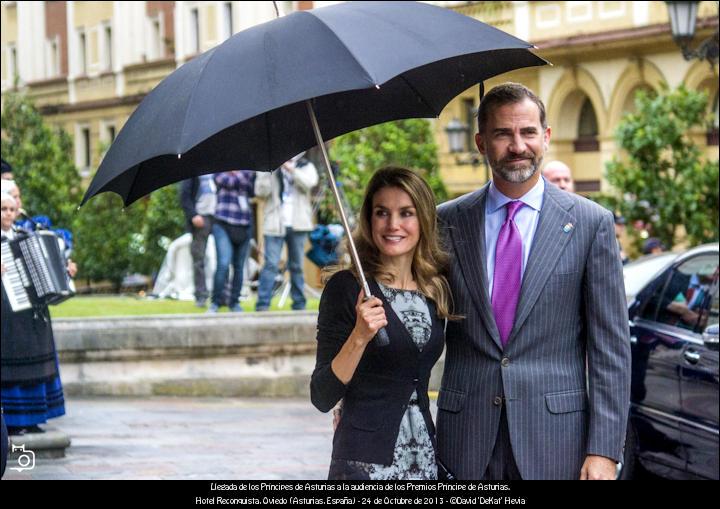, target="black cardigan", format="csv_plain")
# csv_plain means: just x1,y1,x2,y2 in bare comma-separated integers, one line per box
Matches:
310,270,445,466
